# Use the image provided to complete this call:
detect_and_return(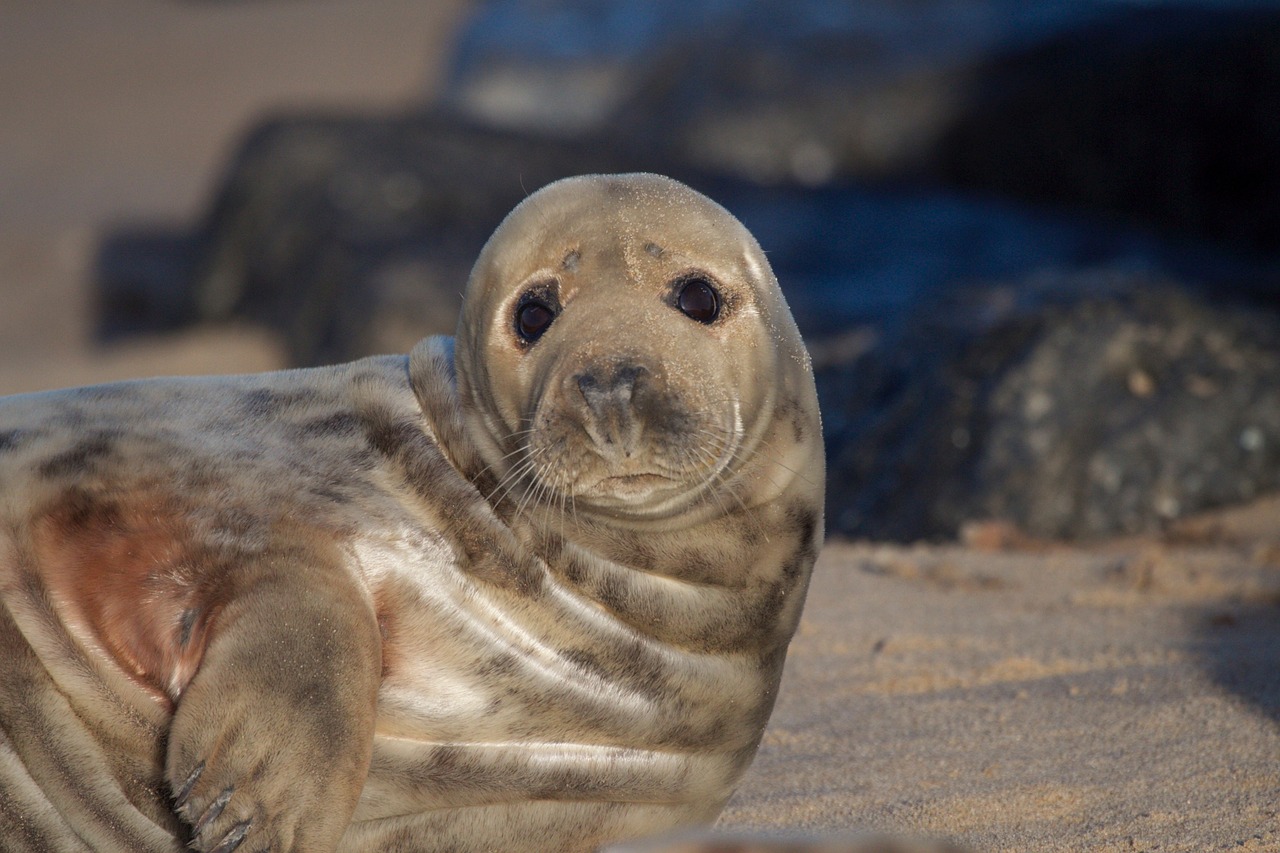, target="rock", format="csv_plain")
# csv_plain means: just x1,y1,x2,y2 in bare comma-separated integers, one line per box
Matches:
448,1,1280,256
443,0,733,136
447,0,1112,181
825,280,1280,541
188,109,1268,364
94,226,200,341
933,7,1280,255
189,112,633,363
